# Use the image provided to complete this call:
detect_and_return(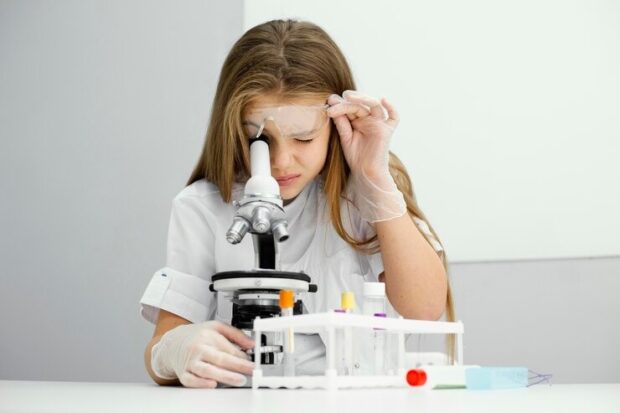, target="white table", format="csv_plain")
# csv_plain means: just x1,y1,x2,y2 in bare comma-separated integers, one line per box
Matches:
1,380,618,413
